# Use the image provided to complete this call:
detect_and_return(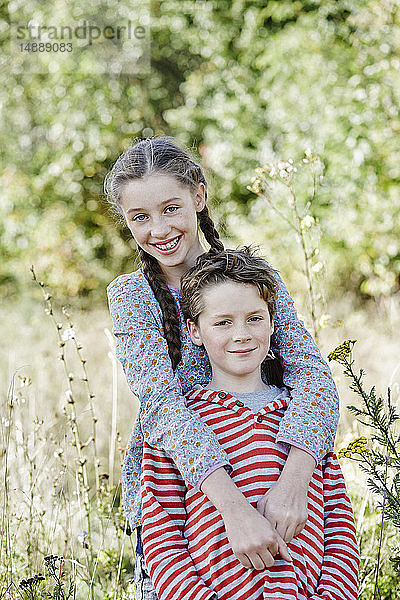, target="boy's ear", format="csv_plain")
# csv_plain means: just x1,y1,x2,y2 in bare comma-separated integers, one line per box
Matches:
187,319,203,346
270,317,275,335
